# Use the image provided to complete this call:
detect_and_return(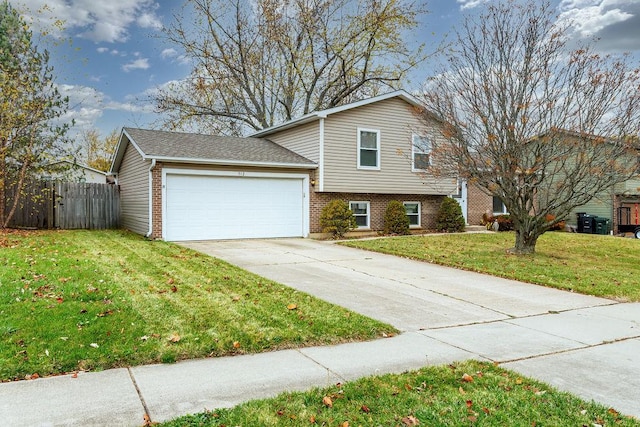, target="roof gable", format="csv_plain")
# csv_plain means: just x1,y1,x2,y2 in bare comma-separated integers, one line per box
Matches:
252,90,423,137
110,128,316,173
